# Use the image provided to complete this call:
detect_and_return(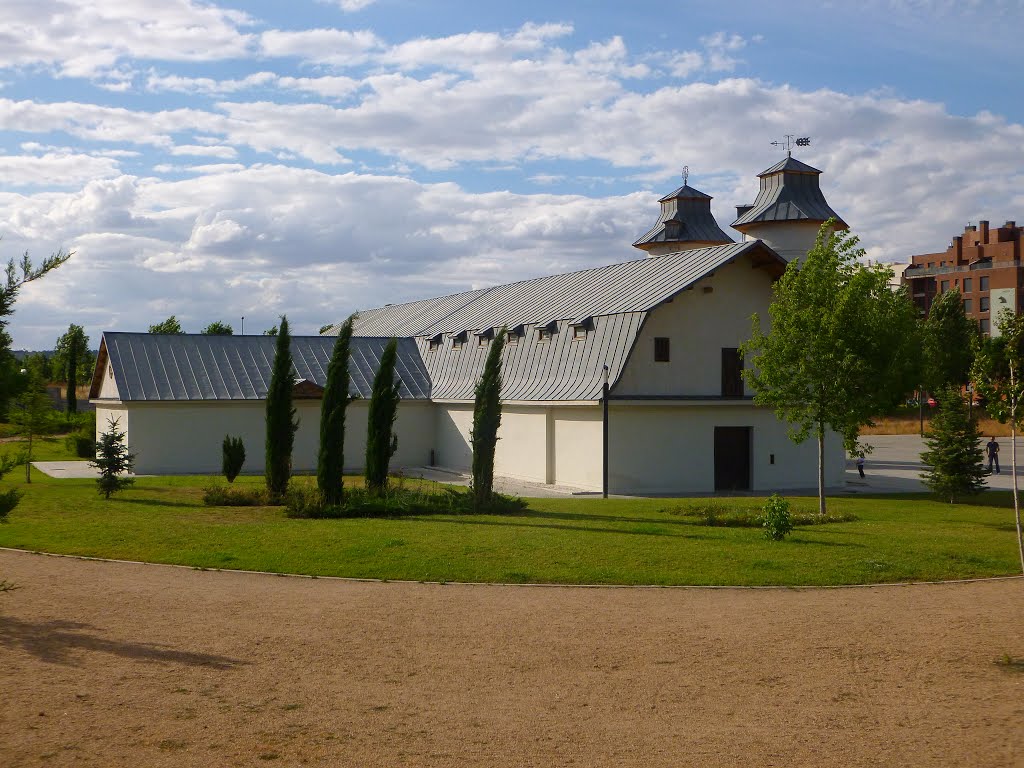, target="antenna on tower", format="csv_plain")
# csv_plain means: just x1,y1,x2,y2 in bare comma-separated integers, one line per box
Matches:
681,165,689,186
